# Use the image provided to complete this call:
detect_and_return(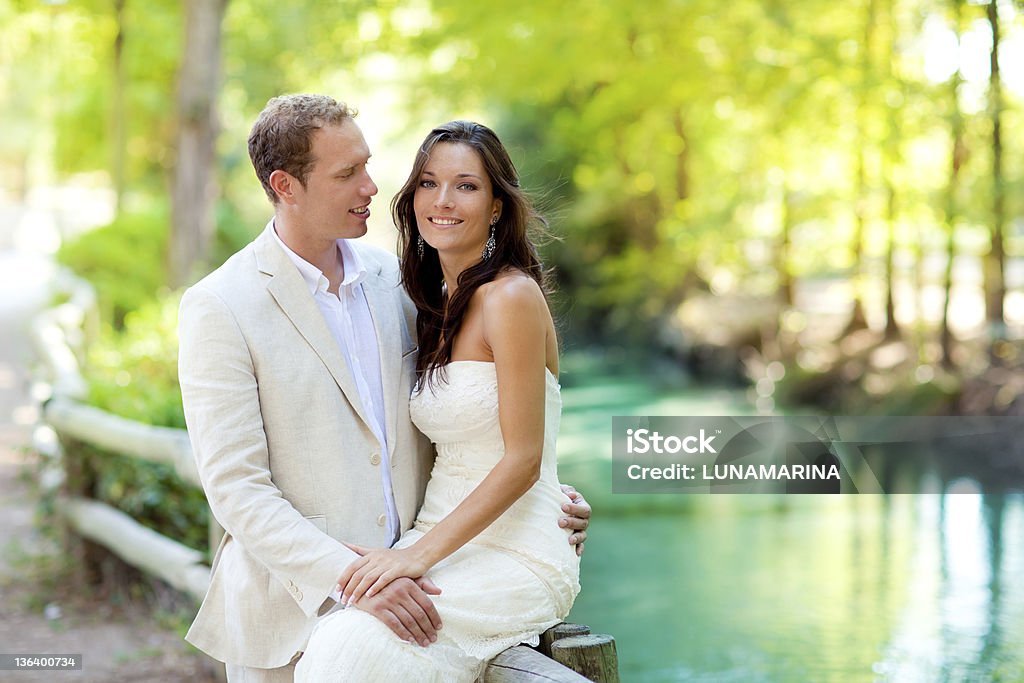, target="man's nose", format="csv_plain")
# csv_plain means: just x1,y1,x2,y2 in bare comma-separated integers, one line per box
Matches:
363,170,378,196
